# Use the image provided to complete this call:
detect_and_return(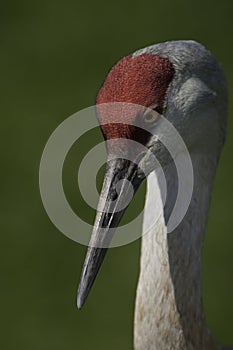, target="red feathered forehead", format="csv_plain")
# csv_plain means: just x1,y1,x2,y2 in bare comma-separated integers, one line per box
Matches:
96,53,175,144
96,53,174,108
